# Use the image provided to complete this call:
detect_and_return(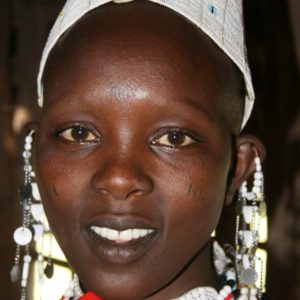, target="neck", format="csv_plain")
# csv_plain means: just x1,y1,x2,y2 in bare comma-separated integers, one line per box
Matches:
144,240,220,299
